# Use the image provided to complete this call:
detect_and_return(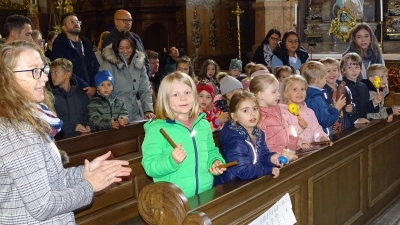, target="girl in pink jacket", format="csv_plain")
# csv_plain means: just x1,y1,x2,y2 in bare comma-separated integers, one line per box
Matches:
250,74,310,158
279,75,330,143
